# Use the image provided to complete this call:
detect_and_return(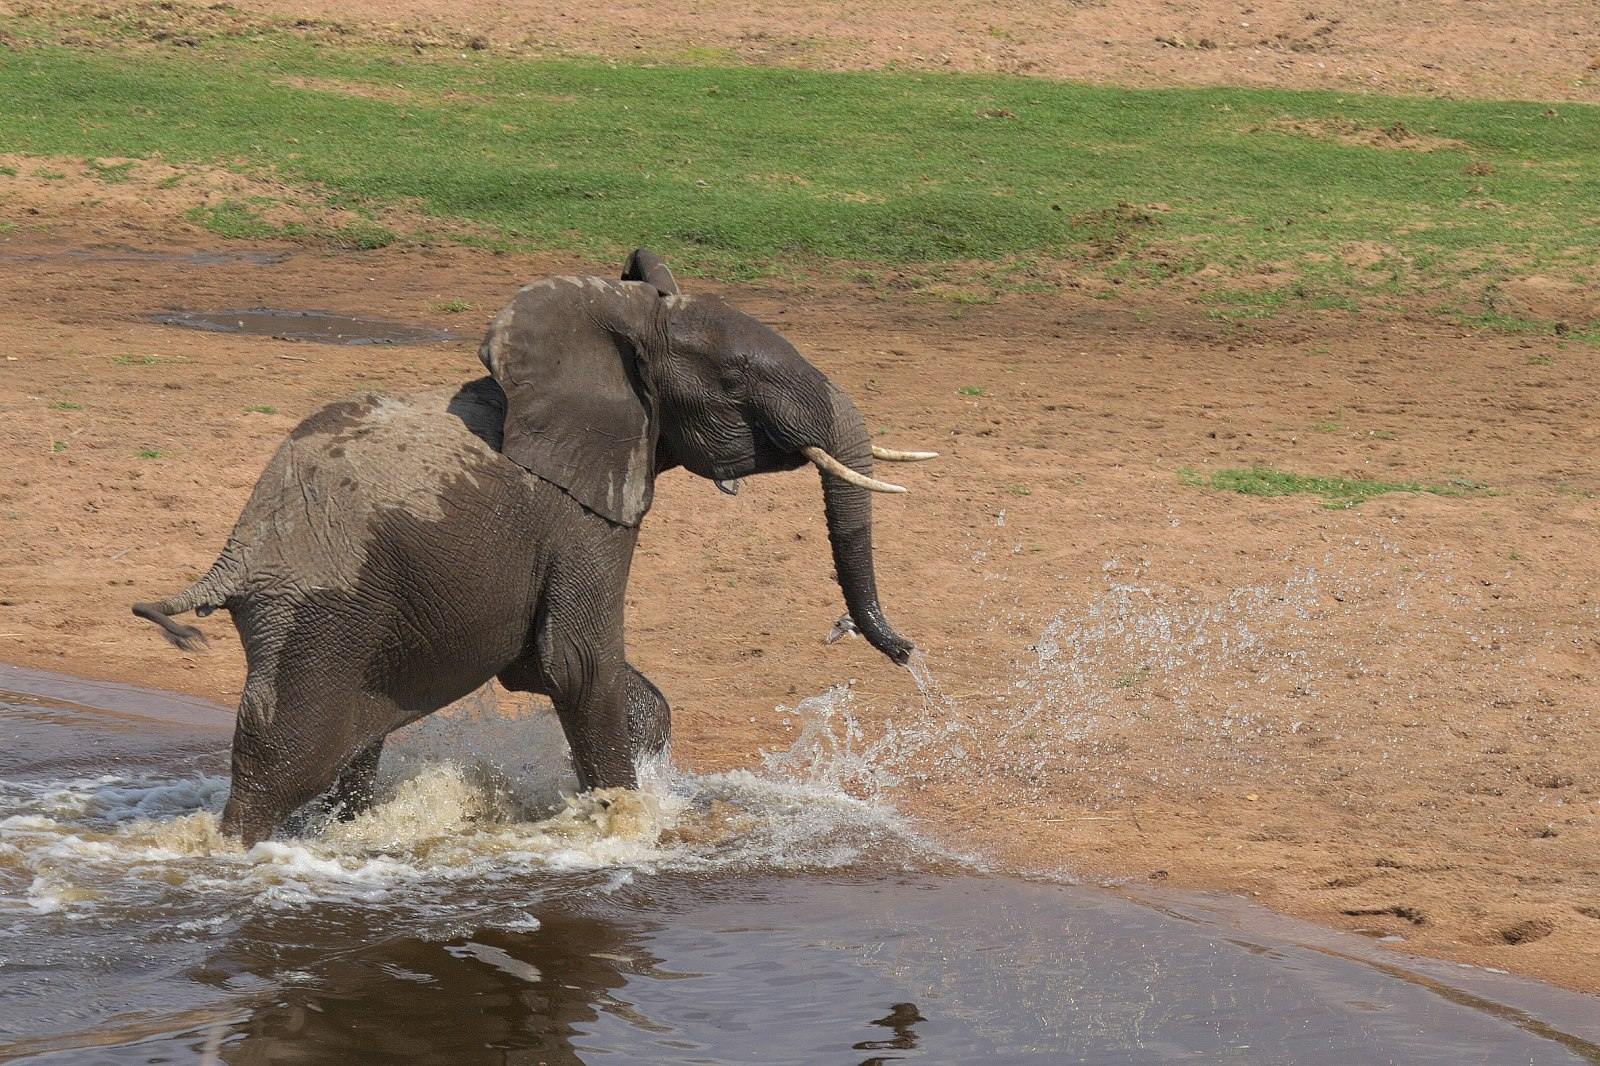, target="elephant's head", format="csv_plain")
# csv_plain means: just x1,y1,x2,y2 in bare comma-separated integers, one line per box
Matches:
477,250,934,664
